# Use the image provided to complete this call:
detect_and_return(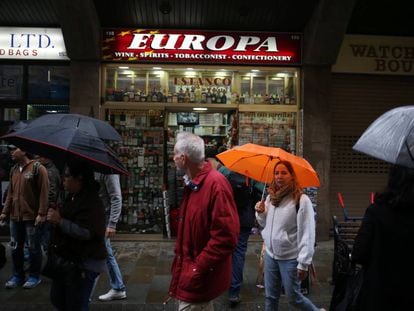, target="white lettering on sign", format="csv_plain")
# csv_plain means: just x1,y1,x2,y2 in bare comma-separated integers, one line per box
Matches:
127,33,278,52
